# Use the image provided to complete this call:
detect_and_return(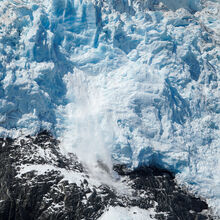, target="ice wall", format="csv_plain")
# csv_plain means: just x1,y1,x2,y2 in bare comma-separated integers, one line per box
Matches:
0,0,220,215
